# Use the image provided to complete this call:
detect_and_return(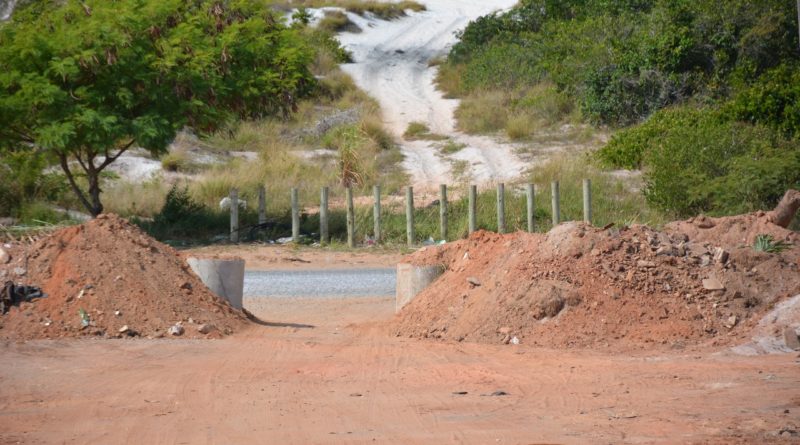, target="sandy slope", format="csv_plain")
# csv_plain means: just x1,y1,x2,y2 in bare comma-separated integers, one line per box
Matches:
338,1,528,195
